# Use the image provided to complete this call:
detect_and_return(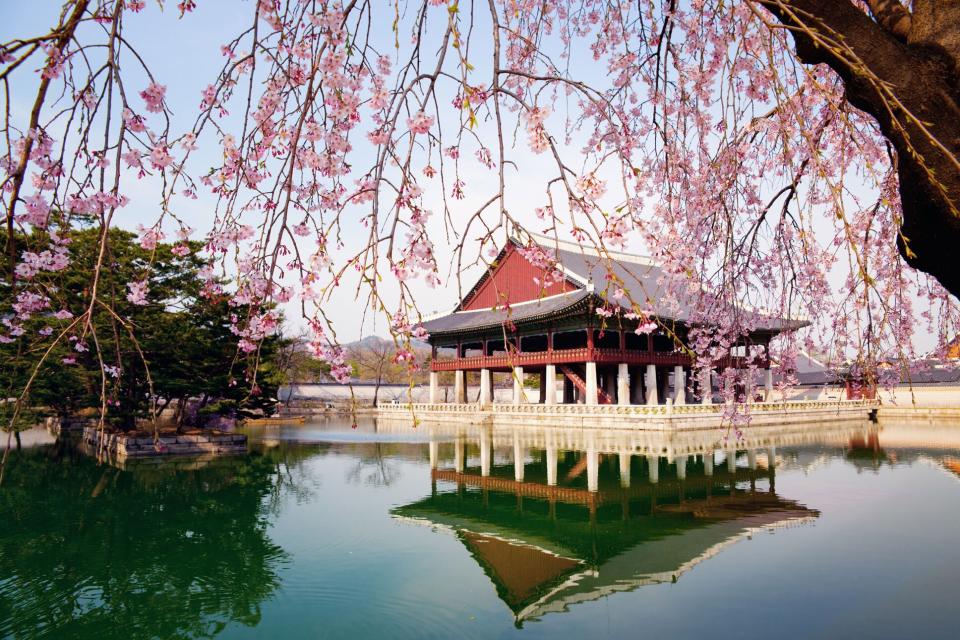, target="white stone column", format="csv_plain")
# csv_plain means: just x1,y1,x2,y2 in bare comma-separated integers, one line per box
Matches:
429,371,440,404
704,451,714,476
454,370,466,404
480,428,491,477
645,365,659,405
673,366,686,405
701,369,713,405
429,440,438,469
512,367,525,405
764,368,774,401
544,364,557,405
727,450,737,473
479,368,492,407
675,454,687,480
587,440,599,492
617,363,630,406
454,434,464,473
585,362,599,405
767,447,777,469
747,449,758,471
619,452,631,487
546,435,558,486
648,455,660,483
513,432,525,482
